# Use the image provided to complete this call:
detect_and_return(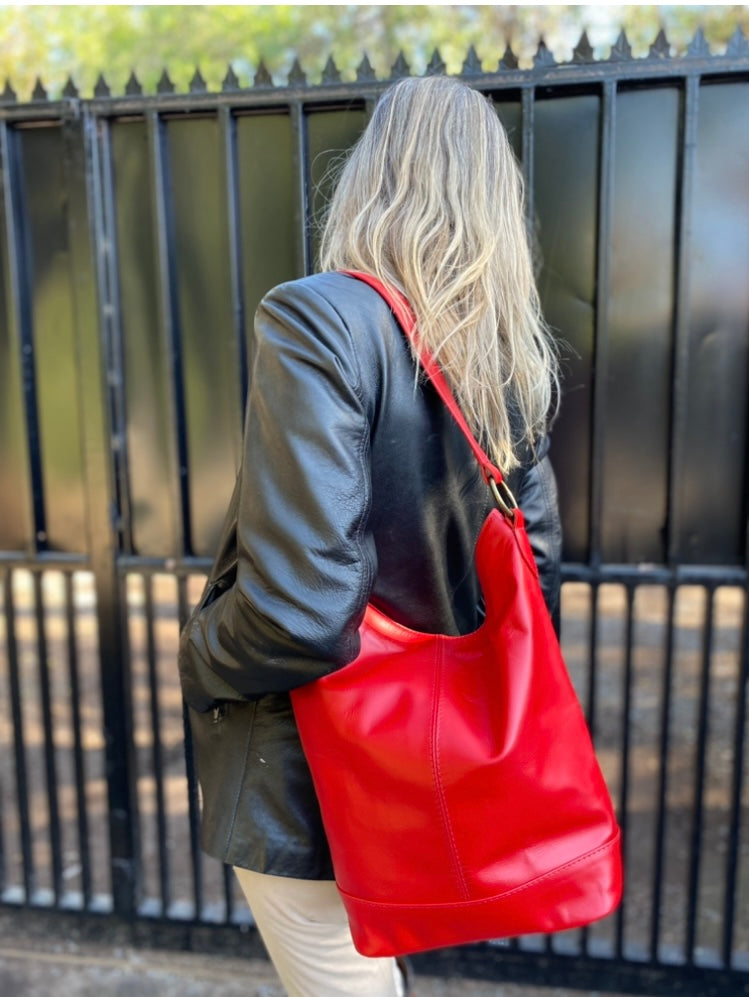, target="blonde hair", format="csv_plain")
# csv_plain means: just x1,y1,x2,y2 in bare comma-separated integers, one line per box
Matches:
319,75,558,473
